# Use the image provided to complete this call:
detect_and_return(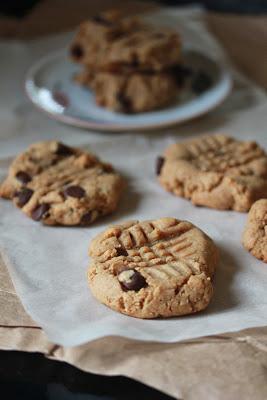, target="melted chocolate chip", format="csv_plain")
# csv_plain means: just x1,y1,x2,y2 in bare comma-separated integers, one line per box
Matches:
71,44,84,59
131,56,139,68
153,33,164,39
64,185,85,199
171,65,193,87
16,188,33,207
102,164,114,173
31,204,50,221
15,171,31,184
191,71,212,94
172,64,192,77
156,156,165,175
107,31,124,41
116,247,128,257
91,15,113,26
52,91,69,107
118,269,147,292
116,92,132,113
51,159,59,166
80,211,93,225
55,143,74,156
